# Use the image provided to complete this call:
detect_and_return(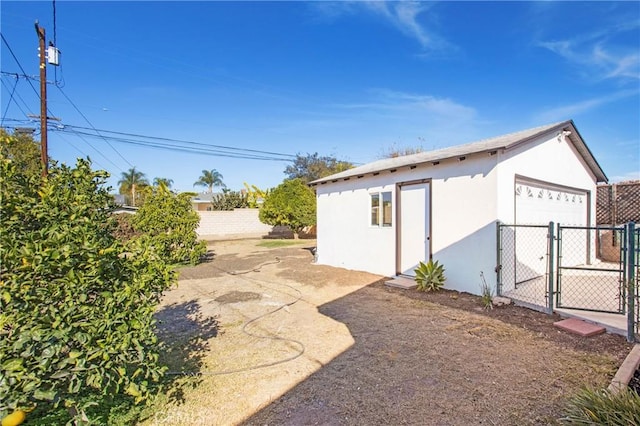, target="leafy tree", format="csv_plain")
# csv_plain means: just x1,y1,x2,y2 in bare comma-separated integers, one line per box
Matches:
0,129,42,178
211,191,249,211
132,187,206,265
0,156,174,423
118,167,149,206
259,179,316,239
243,183,269,208
193,169,226,193
284,153,353,183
